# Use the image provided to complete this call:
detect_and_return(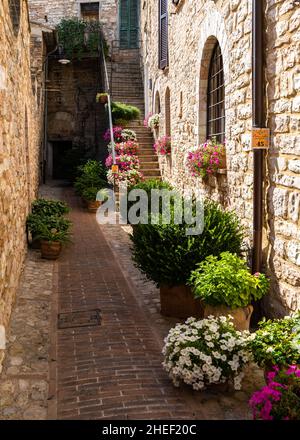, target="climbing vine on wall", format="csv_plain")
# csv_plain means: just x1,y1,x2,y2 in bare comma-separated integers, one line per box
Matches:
56,18,106,60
